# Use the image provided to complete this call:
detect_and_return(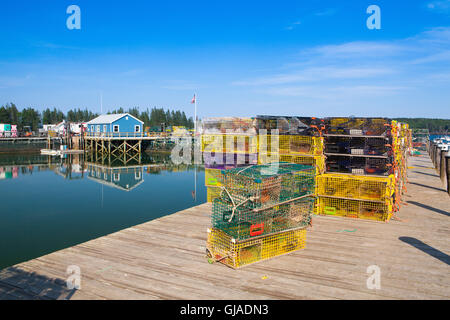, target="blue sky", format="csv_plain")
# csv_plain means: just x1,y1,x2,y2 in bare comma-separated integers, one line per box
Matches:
0,0,449,119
